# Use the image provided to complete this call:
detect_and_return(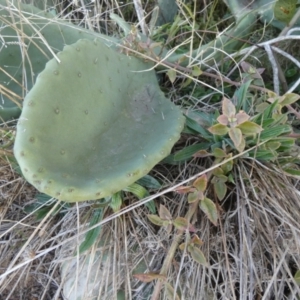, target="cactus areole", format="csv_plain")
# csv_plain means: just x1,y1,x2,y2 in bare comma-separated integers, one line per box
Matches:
14,39,185,202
